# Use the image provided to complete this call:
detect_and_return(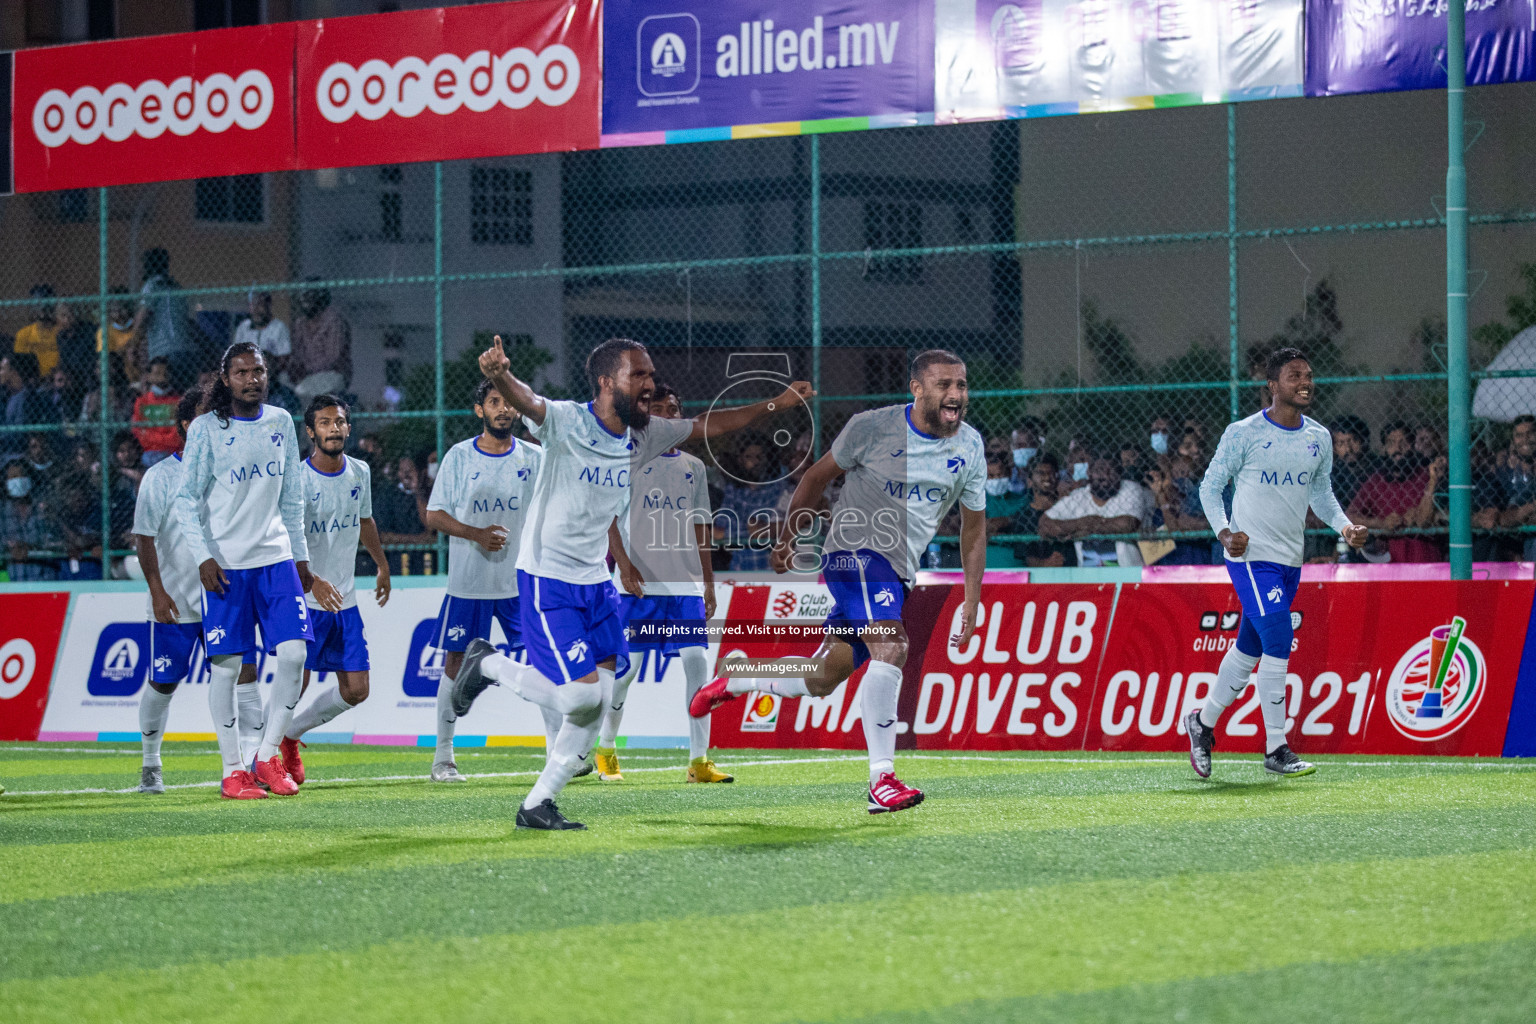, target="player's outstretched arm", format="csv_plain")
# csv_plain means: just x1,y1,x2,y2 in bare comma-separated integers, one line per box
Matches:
481,335,547,426
359,517,391,606
771,451,842,573
687,381,815,442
